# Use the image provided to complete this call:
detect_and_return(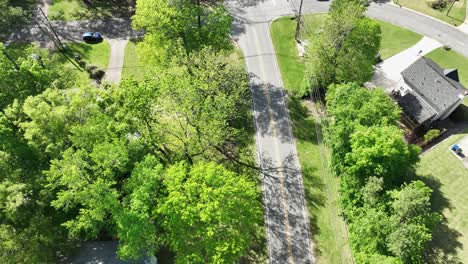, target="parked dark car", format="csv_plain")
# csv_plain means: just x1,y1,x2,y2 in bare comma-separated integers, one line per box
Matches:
82,32,103,43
